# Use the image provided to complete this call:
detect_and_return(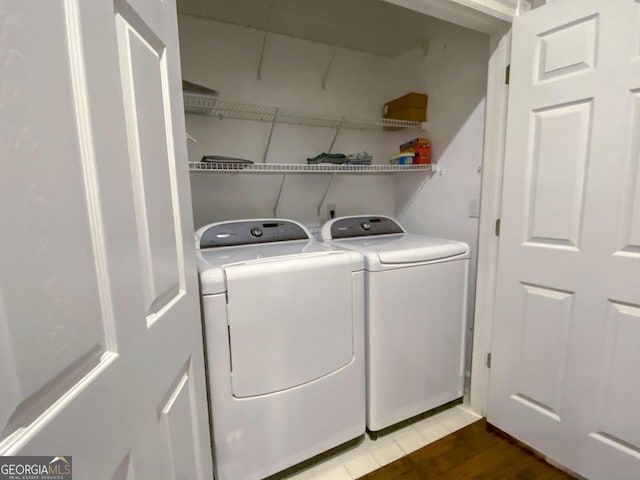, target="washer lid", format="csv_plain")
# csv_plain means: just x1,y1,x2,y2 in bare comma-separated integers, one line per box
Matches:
335,234,469,265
